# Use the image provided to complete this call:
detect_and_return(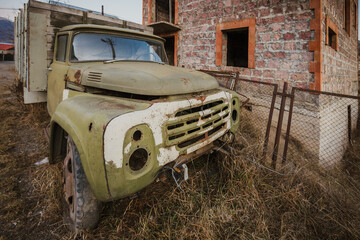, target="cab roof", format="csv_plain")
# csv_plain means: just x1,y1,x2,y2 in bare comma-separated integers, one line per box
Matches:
59,24,164,42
